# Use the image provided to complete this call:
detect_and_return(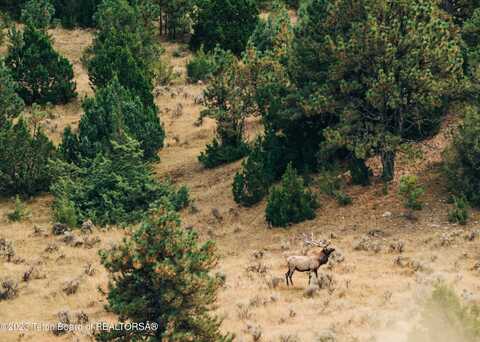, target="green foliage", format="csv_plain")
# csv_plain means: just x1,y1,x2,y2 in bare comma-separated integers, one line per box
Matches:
6,196,30,222
409,283,480,342
0,60,24,130
248,1,293,57
59,78,164,161
97,208,232,341
348,157,371,186
0,117,55,196
52,196,78,228
86,0,160,107
51,136,188,226
265,163,318,227
440,0,480,25
334,190,352,206
5,25,76,105
21,0,55,30
52,0,101,28
462,8,480,80
448,196,469,225
186,46,217,83
198,138,250,169
444,106,480,207
198,51,255,168
190,0,259,55
287,0,464,181
399,175,424,210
